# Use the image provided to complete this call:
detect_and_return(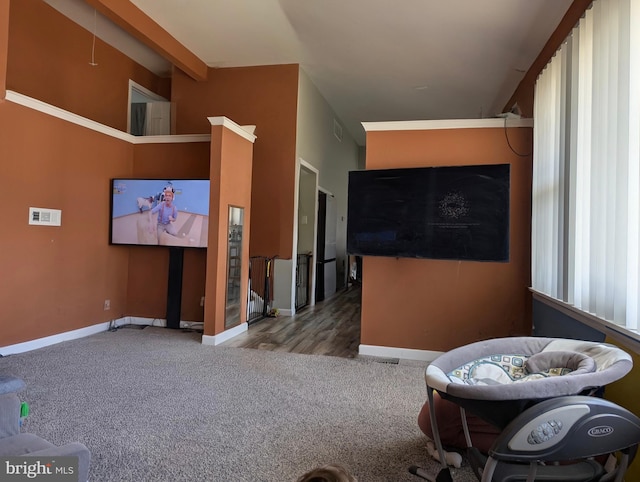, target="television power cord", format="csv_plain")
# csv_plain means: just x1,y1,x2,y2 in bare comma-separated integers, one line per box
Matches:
503,116,533,157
